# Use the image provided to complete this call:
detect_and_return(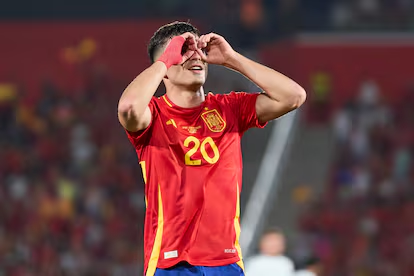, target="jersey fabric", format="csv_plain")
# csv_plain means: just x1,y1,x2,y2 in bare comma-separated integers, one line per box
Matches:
125,92,266,276
155,262,244,276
